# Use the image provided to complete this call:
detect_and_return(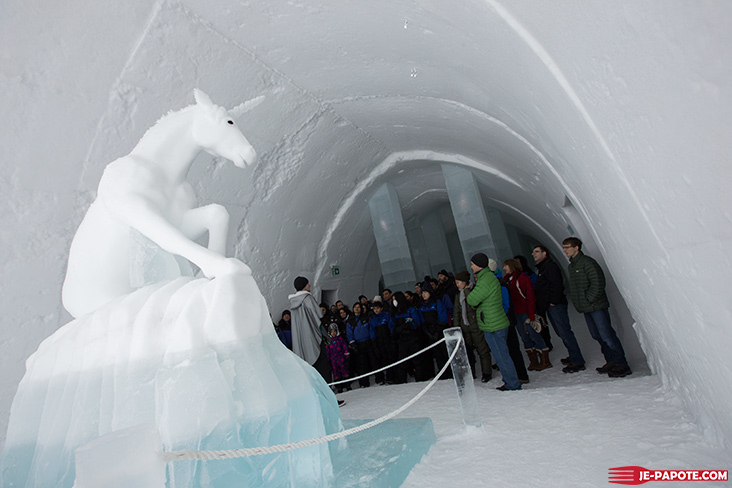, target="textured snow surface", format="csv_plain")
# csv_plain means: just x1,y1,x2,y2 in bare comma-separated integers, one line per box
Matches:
341,372,731,487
